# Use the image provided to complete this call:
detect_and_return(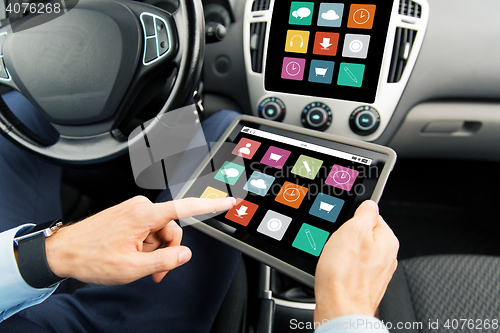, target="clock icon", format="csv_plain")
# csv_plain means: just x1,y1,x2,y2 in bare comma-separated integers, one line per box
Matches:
332,171,351,185
283,188,301,202
353,8,370,24
286,61,301,76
